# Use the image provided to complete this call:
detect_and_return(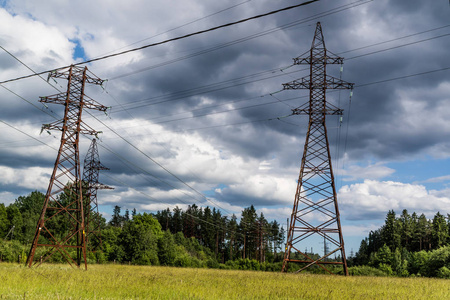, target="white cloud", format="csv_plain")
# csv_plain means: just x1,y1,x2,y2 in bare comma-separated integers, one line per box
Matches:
0,165,51,190
342,223,381,237
98,117,298,207
339,180,450,220
339,161,395,181
421,175,450,184
0,8,74,71
0,191,19,206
